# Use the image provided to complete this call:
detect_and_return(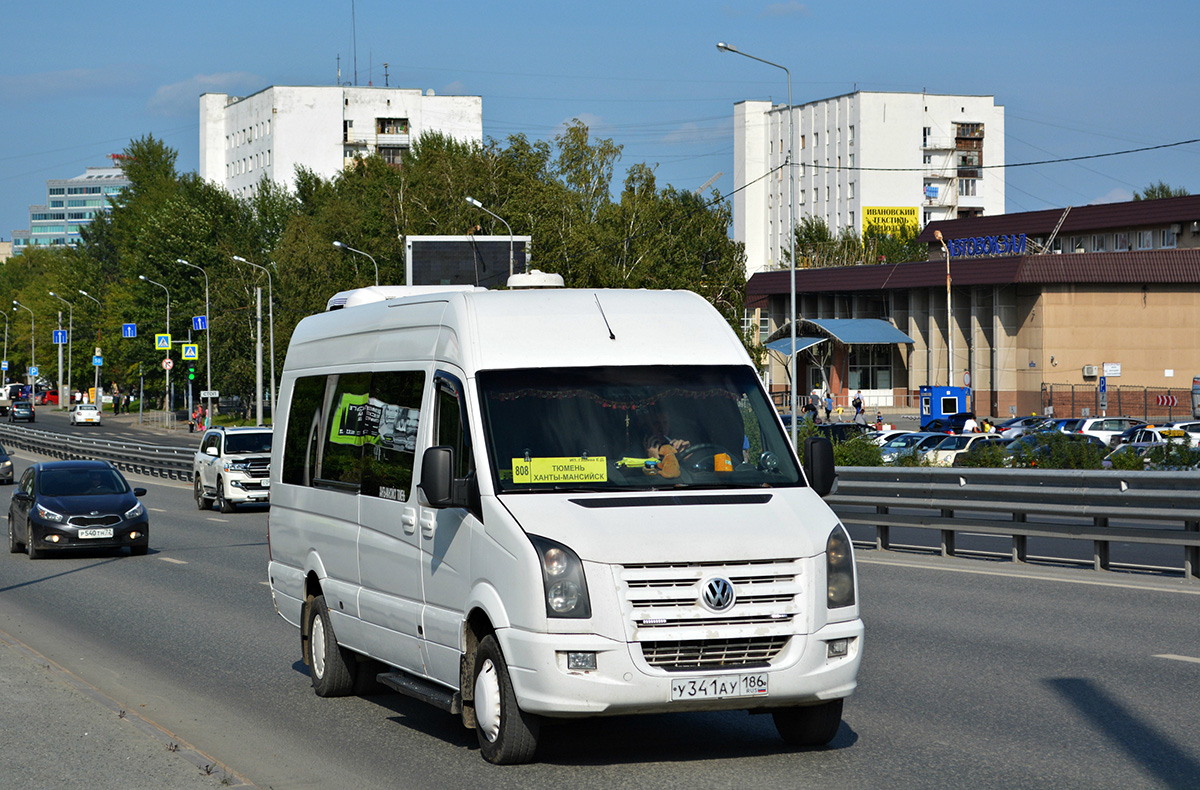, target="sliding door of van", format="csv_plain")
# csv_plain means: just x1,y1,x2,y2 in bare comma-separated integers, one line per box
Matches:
418,370,475,687
356,370,427,674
